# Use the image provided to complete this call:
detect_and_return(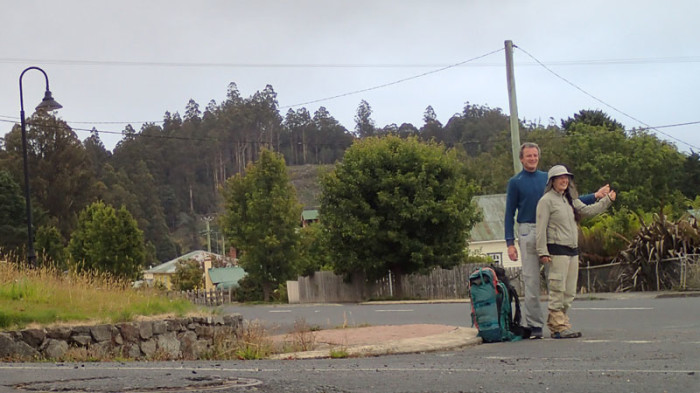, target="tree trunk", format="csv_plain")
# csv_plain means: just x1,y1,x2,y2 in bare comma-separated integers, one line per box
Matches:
262,282,272,302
